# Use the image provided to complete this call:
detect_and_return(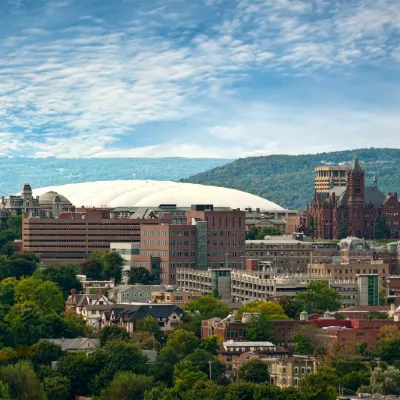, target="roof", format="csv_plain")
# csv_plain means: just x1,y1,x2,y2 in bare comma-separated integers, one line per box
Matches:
351,154,363,173
109,304,183,322
31,180,285,210
38,191,72,205
341,306,390,312
223,341,276,347
42,338,99,351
